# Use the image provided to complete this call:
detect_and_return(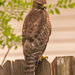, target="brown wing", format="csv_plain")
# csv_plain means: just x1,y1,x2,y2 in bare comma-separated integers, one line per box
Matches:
22,9,51,56
22,9,44,45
